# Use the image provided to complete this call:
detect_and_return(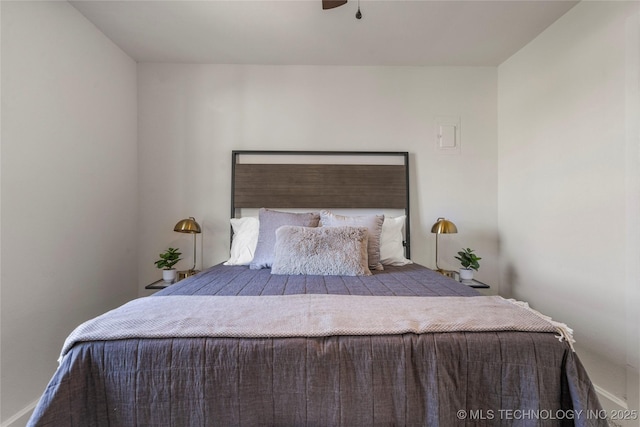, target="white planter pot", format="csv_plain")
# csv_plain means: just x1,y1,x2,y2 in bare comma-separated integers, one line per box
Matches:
459,268,474,281
162,269,177,283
